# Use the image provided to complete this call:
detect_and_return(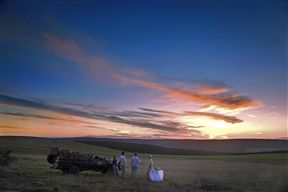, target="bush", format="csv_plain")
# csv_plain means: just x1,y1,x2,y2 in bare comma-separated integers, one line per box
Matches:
0,150,17,166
